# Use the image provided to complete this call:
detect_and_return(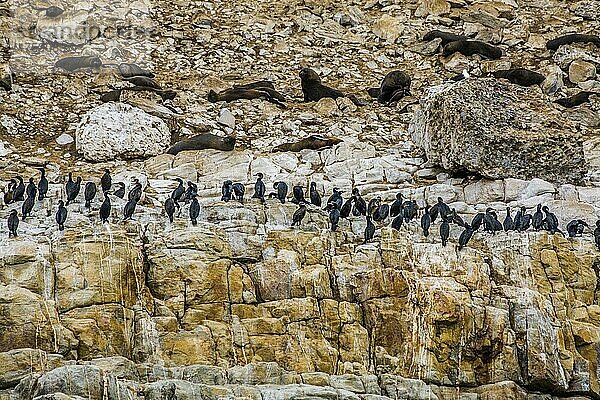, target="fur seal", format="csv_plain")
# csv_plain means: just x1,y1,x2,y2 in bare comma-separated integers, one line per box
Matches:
442,40,502,59
166,134,235,155
123,76,160,89
492,68,545,86
368,70,411,103
546,34,600,51
272,135,342,152
119,63,154,78
300,68,345,102
55,56,102,71
208,81,285,107
555,91,595,108
423,30,470,46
